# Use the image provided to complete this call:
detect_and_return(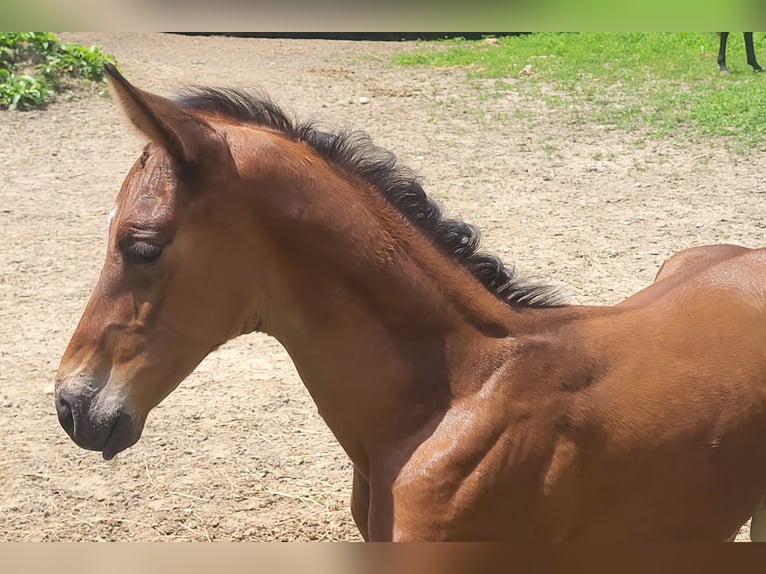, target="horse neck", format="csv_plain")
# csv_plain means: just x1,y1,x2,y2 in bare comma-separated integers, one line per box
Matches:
233,144,526,471
264,255,515,475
